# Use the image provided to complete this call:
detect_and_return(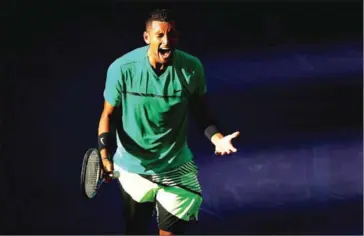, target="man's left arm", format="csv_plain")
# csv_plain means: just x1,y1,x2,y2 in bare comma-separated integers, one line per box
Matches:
189,59,240,155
